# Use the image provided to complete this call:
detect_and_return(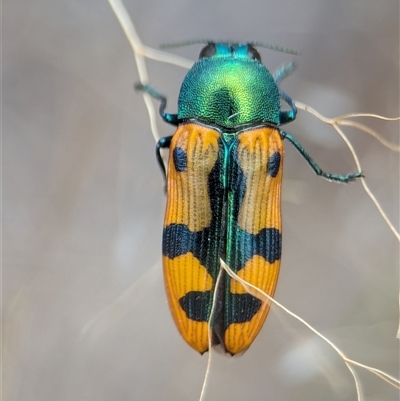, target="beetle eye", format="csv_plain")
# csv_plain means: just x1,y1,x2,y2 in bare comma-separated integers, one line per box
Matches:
199,43,216,59
247,45,261,61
